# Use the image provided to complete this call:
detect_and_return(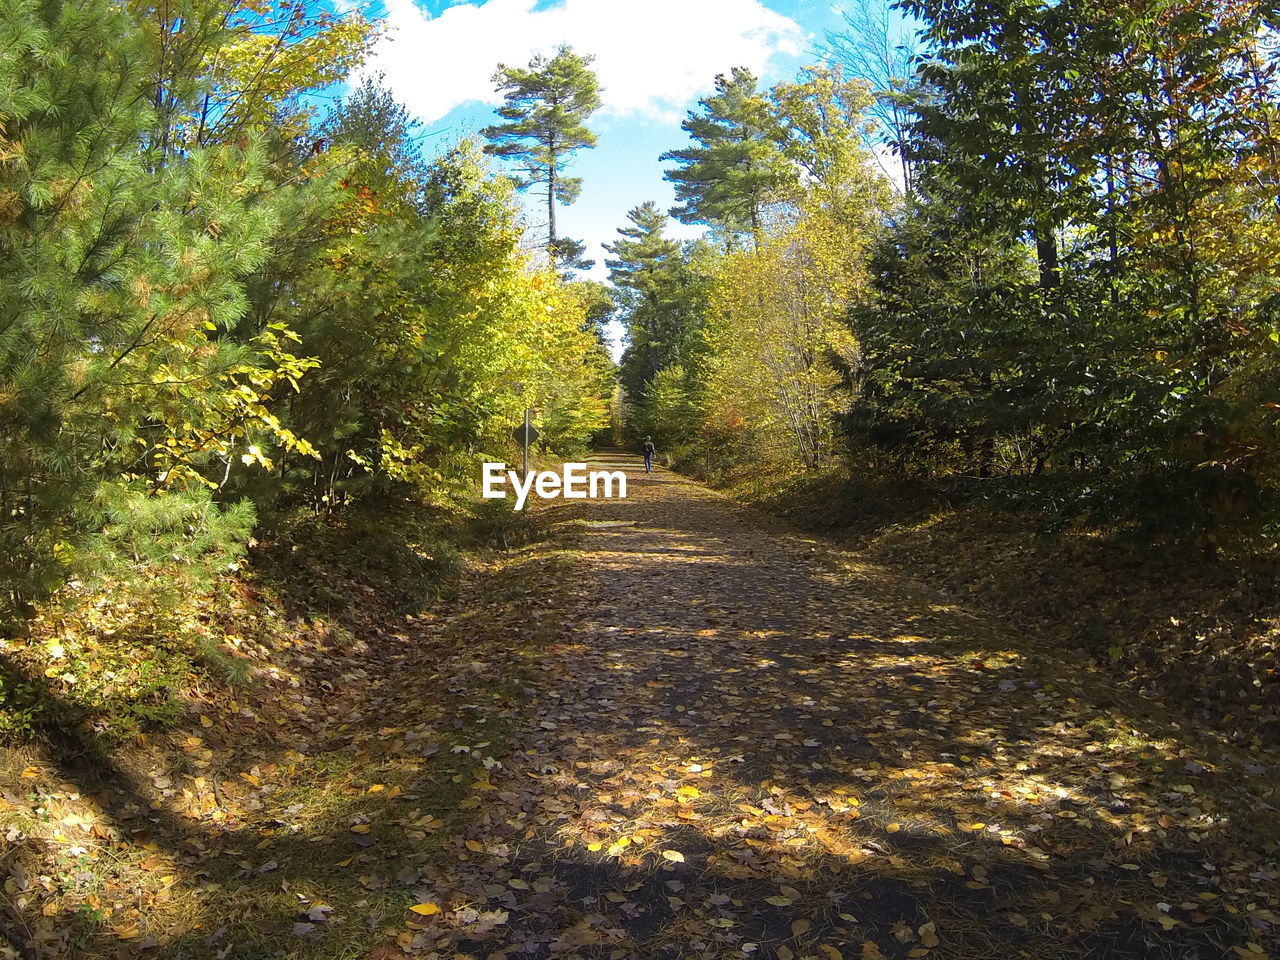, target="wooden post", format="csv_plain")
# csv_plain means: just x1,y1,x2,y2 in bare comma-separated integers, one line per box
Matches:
523,407,531,481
